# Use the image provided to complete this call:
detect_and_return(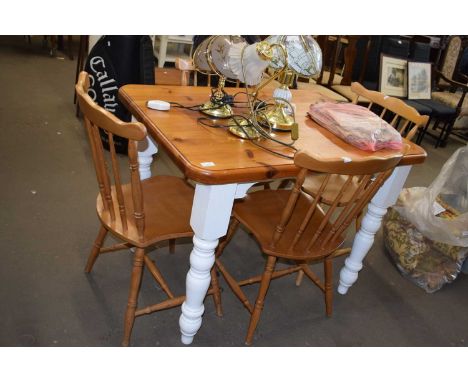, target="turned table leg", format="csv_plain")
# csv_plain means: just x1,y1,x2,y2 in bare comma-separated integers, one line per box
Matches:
134,116,158,180
179,182,254,344
338,165,412,295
